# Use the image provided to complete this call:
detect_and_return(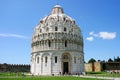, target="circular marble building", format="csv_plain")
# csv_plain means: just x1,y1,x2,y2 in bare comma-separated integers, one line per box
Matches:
31,5,84,75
